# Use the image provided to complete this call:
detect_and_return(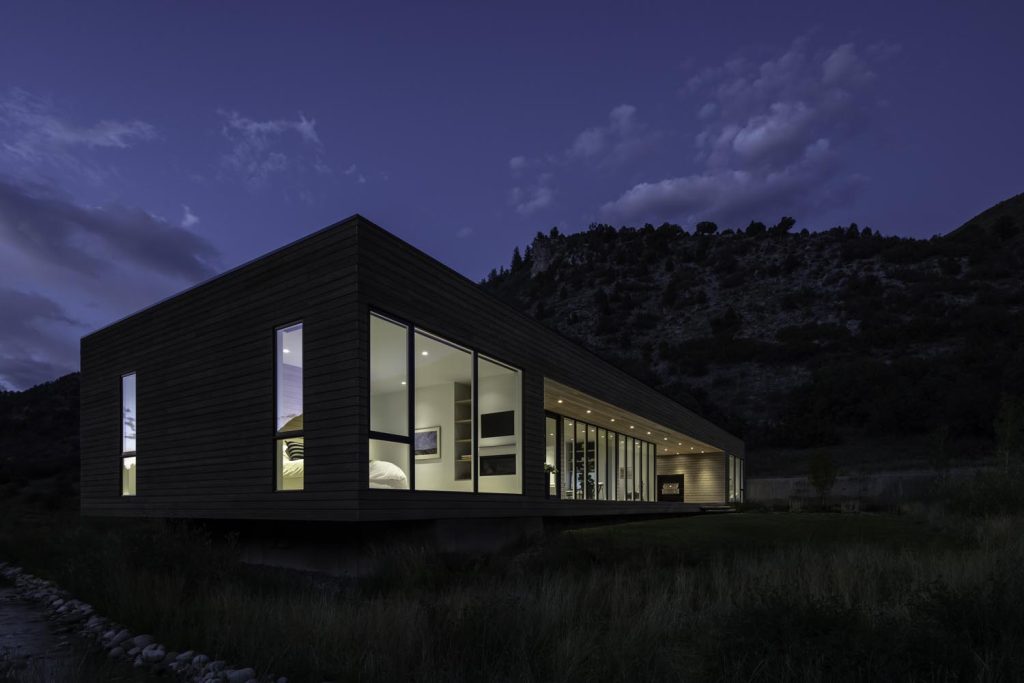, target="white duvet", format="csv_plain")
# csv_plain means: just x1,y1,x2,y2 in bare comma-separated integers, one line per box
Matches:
369,460,409,489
